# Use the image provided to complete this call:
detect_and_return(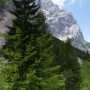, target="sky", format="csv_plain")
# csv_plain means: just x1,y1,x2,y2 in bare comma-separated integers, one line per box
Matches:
52,0,90,42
